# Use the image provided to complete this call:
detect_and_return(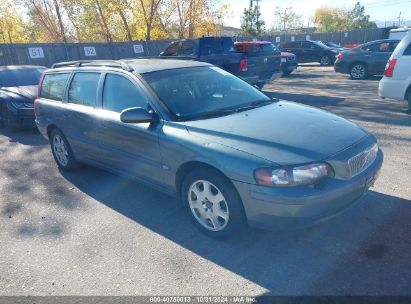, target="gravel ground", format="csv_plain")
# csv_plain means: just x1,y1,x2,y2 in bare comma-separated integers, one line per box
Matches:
0,65,410,296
